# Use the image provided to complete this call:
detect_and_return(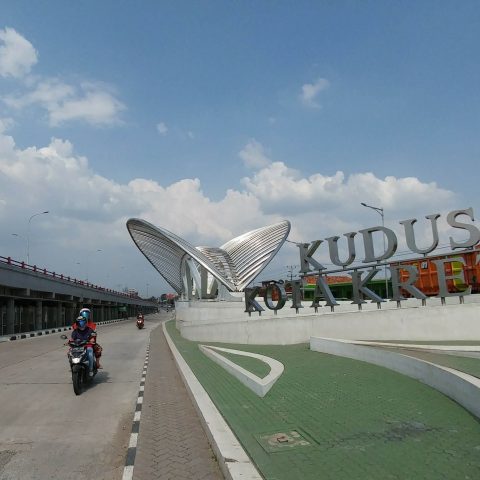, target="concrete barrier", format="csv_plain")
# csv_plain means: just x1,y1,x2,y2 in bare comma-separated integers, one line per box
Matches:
199,345,284,397
177,296,480,345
